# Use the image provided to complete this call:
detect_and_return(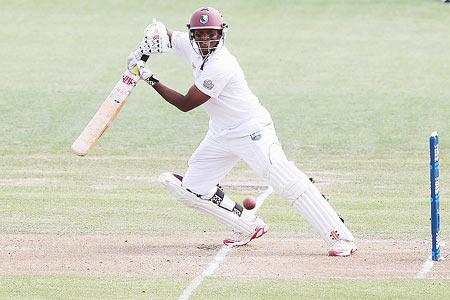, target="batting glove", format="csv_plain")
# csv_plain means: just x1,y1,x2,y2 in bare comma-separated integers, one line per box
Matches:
136,60,159,86
139,18,171,55
127,50,144,73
